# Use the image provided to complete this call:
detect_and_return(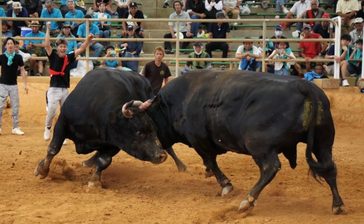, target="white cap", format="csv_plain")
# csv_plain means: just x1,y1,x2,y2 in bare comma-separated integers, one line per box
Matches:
353,17,364,24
